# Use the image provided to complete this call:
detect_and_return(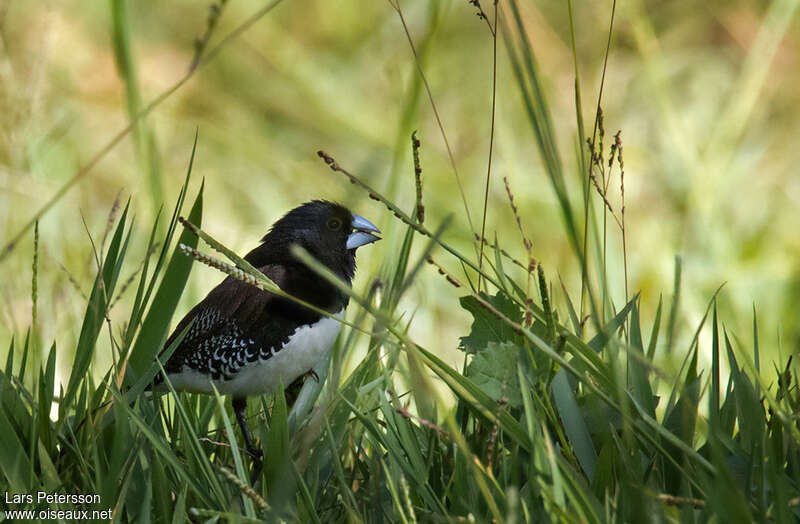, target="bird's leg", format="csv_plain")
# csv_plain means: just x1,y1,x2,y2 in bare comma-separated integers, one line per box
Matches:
233,396,263,484
232,397,261,458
